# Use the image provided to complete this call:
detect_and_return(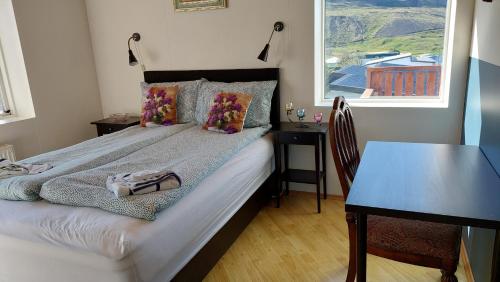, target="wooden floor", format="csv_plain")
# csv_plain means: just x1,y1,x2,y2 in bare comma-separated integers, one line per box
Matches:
205,192,468,282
